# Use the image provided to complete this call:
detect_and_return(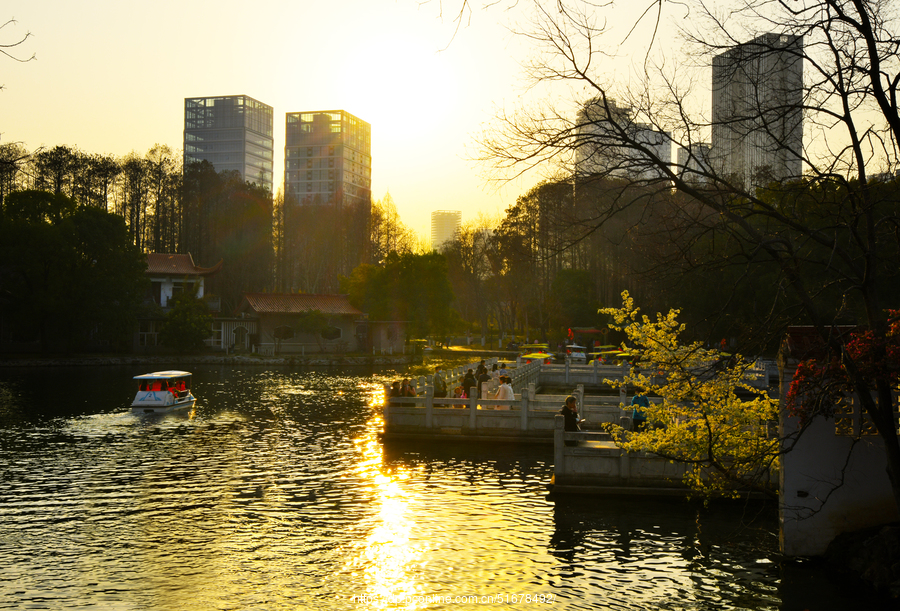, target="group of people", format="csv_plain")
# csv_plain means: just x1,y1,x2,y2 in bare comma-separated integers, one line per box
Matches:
388,361,652,442
446,361,514,404
139,379,188,399
560,393,650,437
388,378,417,403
